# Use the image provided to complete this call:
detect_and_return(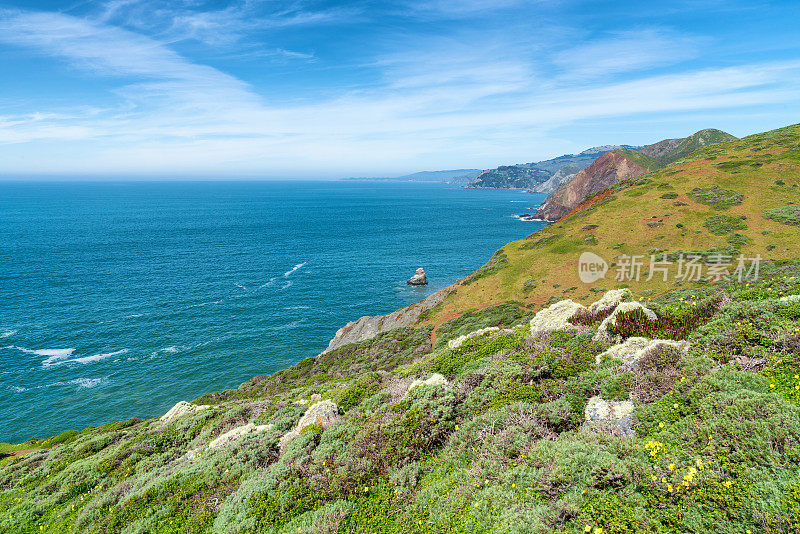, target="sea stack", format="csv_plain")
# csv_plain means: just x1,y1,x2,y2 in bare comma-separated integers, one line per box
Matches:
407,268,428,285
